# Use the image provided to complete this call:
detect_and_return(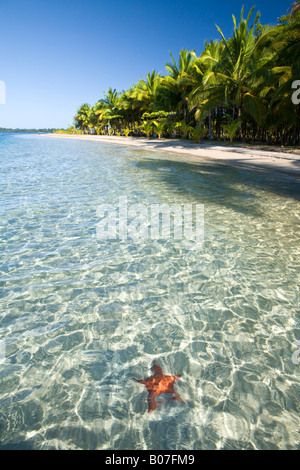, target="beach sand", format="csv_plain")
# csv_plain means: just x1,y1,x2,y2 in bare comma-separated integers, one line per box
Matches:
44,134,300,178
